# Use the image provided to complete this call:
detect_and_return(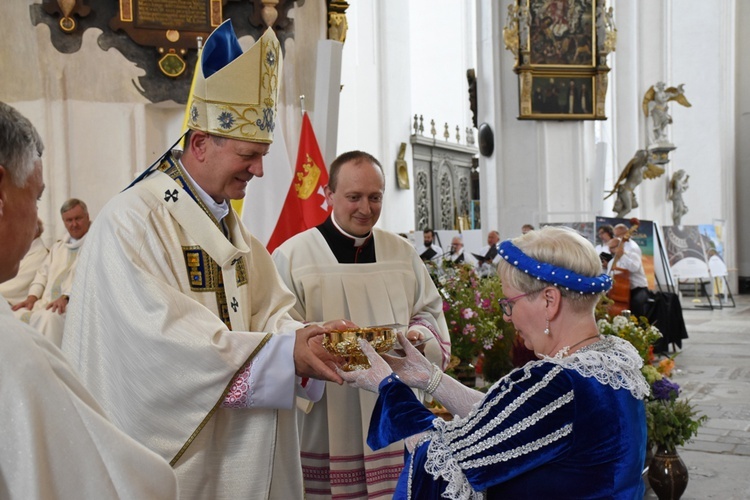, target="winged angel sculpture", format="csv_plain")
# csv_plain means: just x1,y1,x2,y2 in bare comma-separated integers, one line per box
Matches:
642,82,692,146
604,149,665,217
